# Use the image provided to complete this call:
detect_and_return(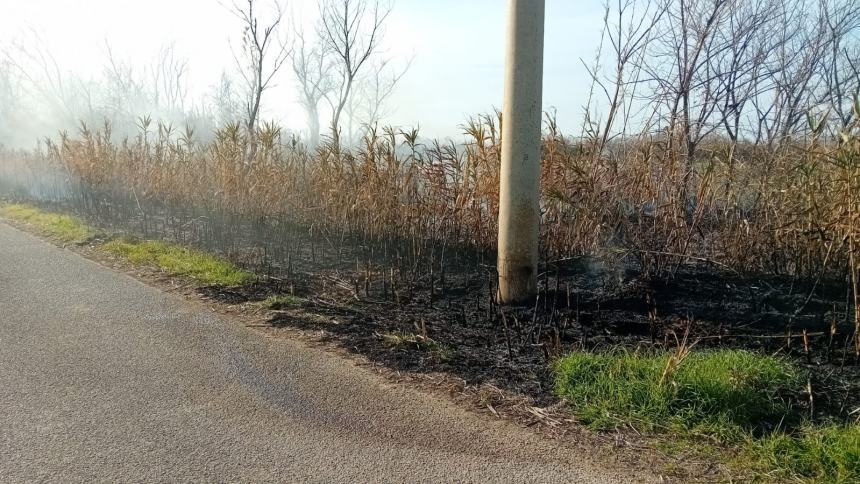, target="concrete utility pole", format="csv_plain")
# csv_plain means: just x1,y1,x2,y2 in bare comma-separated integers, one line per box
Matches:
497,0,545,305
